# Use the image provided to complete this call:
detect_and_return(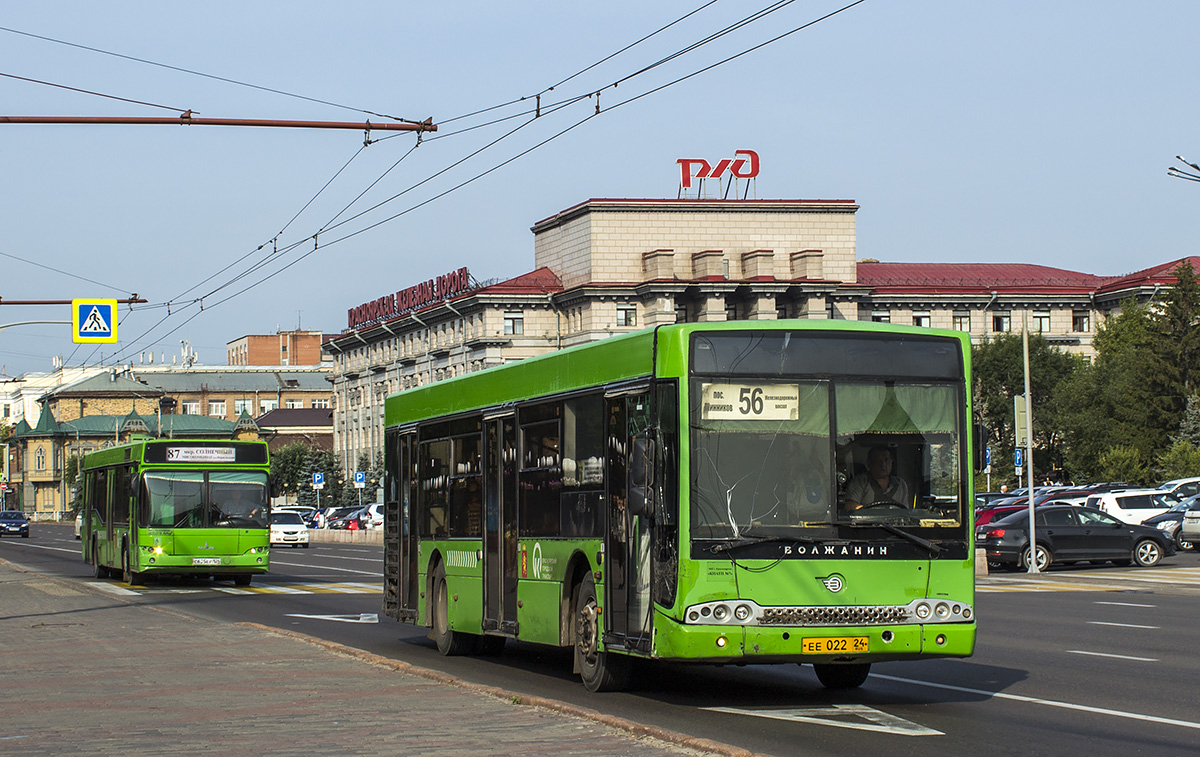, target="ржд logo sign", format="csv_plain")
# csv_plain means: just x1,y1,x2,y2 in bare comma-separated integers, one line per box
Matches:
677,149,759,190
